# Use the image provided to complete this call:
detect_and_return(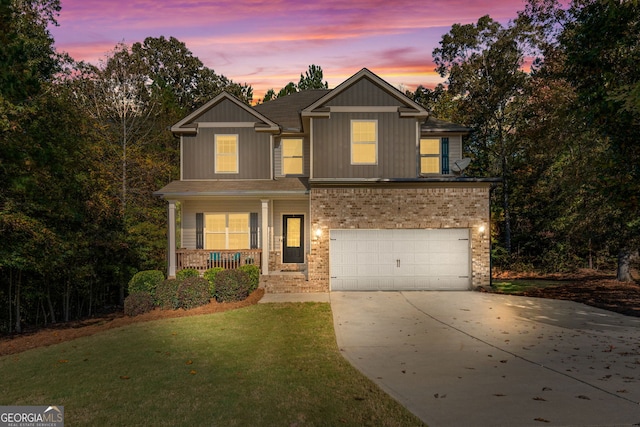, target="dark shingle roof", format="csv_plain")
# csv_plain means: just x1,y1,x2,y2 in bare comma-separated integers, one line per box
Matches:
421,117,471,133
254,90,330,131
